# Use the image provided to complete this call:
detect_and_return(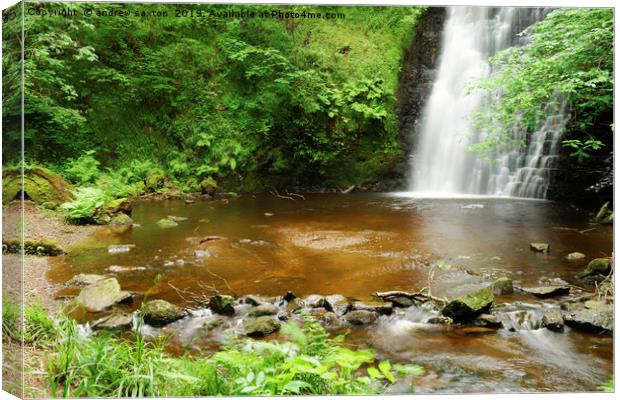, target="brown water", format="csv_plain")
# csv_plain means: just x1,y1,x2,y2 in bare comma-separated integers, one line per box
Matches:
47,193,613,393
